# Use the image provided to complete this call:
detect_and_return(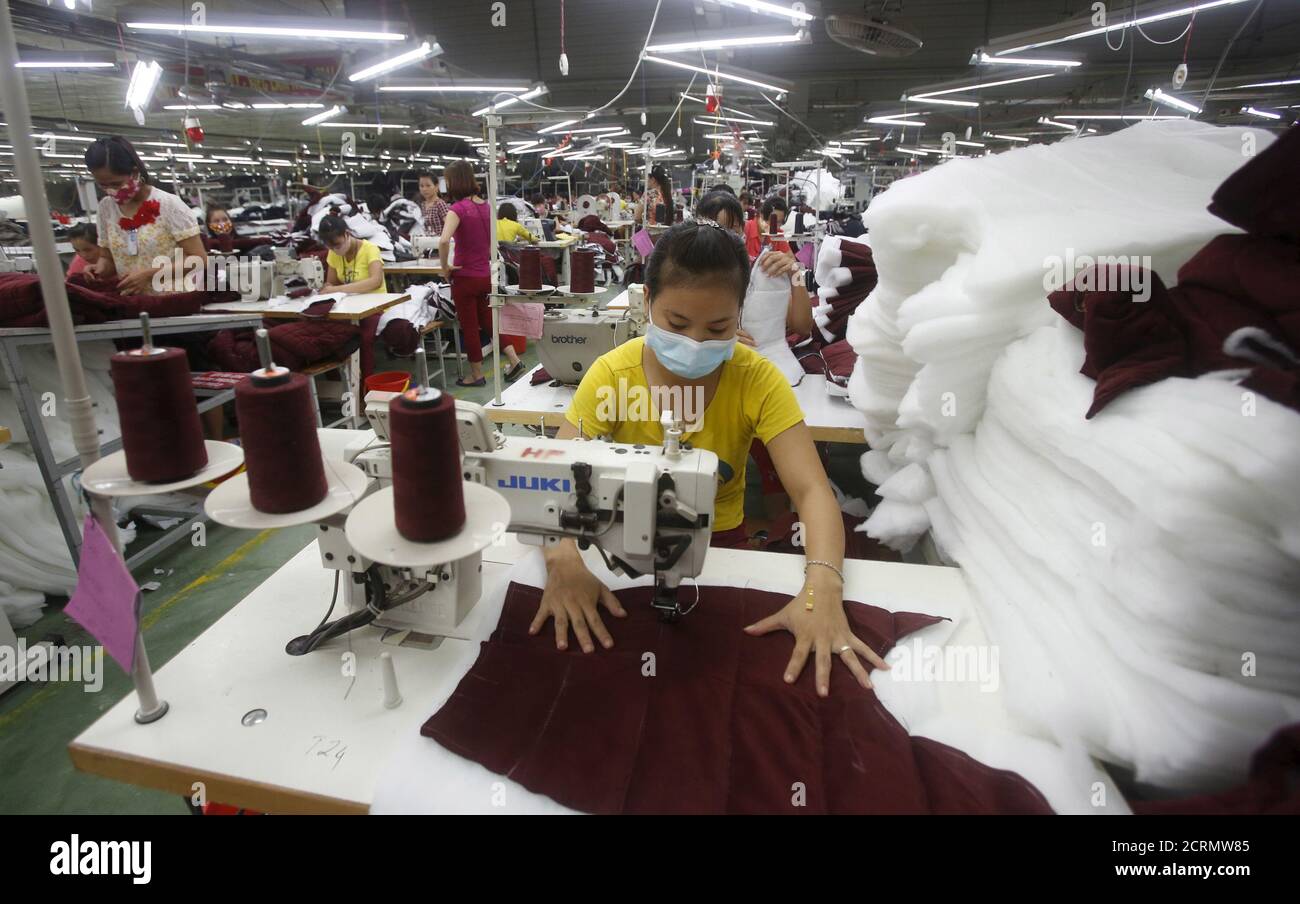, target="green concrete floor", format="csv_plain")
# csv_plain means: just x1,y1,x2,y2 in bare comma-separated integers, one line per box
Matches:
0,337,873,815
